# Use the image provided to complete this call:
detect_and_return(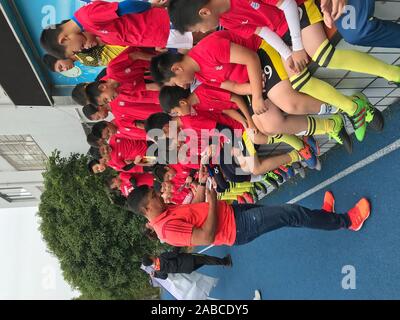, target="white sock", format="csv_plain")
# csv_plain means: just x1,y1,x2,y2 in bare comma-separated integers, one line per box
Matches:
318,104,338,115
